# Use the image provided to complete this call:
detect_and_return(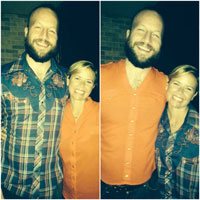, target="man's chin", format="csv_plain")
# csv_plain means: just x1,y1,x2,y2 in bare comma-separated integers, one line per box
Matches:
27,52,51,63
25,40,57,63
137,57,151,63
27,48,57,62
127,52,159,68
32,56,51,63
